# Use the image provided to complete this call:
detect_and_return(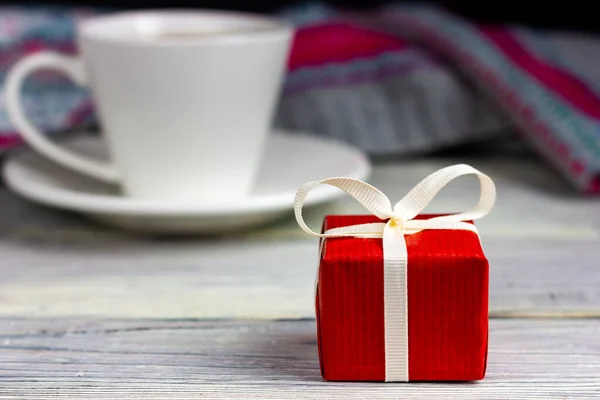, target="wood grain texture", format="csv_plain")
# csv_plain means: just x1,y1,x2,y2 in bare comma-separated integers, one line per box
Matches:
0,318,599,399
1,236,599,319
0,156,599,319
1,155,599,397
